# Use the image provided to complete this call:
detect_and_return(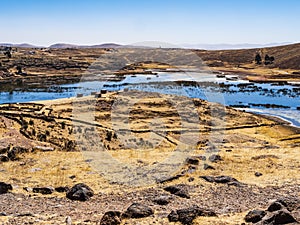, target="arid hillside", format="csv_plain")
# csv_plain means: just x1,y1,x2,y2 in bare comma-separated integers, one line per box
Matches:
0,91,299,224
1,43,300,88
194,42,300,70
